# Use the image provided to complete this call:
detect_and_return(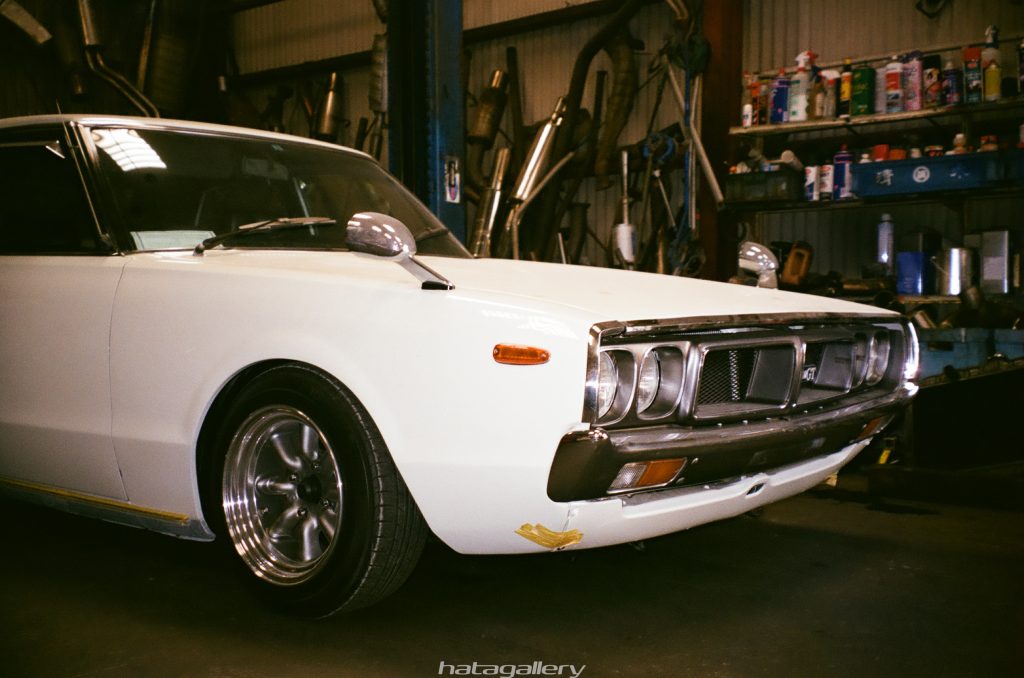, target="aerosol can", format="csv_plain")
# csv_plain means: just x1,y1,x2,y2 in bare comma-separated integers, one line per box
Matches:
613,150,635,269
